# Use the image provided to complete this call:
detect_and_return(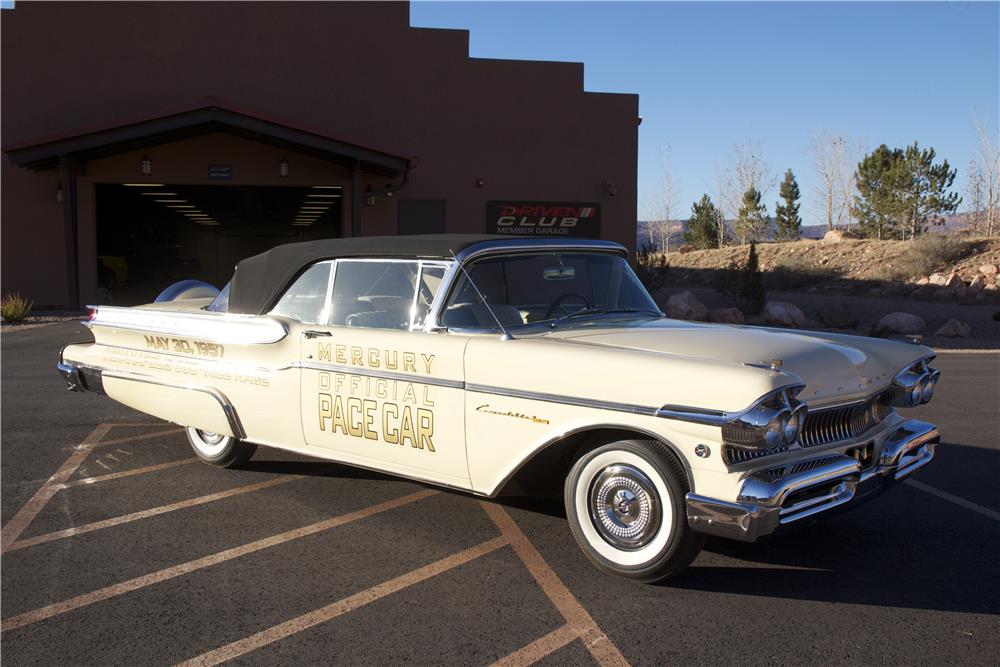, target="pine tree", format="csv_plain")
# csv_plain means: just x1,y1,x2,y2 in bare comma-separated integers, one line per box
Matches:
740,241,765,315
774,169,802,241
735,187,769,244
682,194,722,249
853,143,960,240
